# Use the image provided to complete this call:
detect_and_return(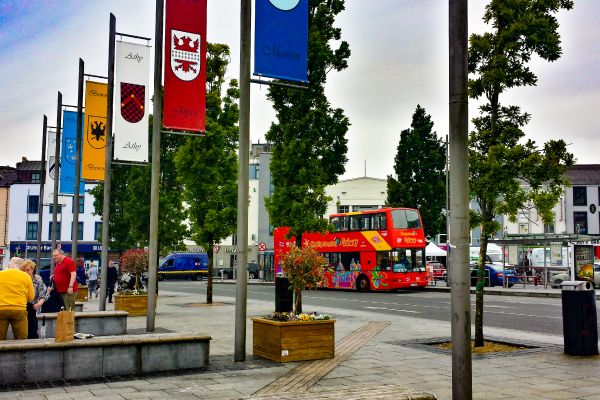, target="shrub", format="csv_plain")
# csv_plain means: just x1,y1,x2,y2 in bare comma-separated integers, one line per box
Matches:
119,249,149,291
280,244,329,314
